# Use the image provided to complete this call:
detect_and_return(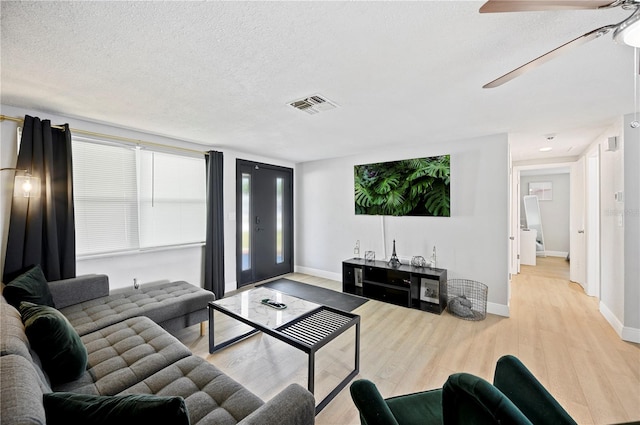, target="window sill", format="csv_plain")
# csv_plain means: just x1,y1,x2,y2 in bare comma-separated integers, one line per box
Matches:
76,242,205,261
